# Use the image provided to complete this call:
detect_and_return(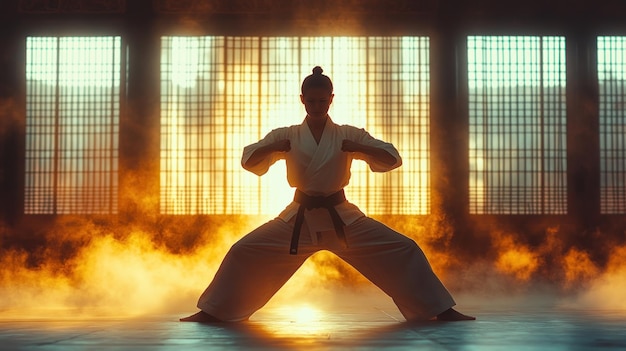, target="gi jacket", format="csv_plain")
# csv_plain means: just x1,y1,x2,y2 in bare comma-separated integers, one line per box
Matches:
241,117,402,243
